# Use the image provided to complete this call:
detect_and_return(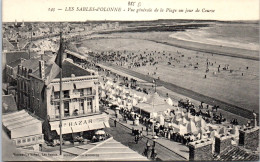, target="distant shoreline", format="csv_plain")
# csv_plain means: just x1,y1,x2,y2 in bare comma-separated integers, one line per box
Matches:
169,31,259,51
